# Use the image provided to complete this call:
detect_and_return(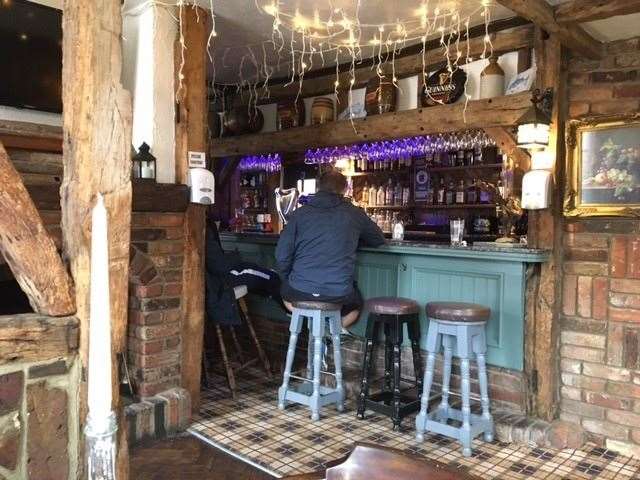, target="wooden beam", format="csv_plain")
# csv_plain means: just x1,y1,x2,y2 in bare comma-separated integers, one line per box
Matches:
175,6,208,414
249,25,534,103
496,0,603,59
525,28,567,422
61,0,133,477
556,0,640,23
484,127,531,171
211,91,533,157
0,314,78,365
0,134,62,153
0,142,75,316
